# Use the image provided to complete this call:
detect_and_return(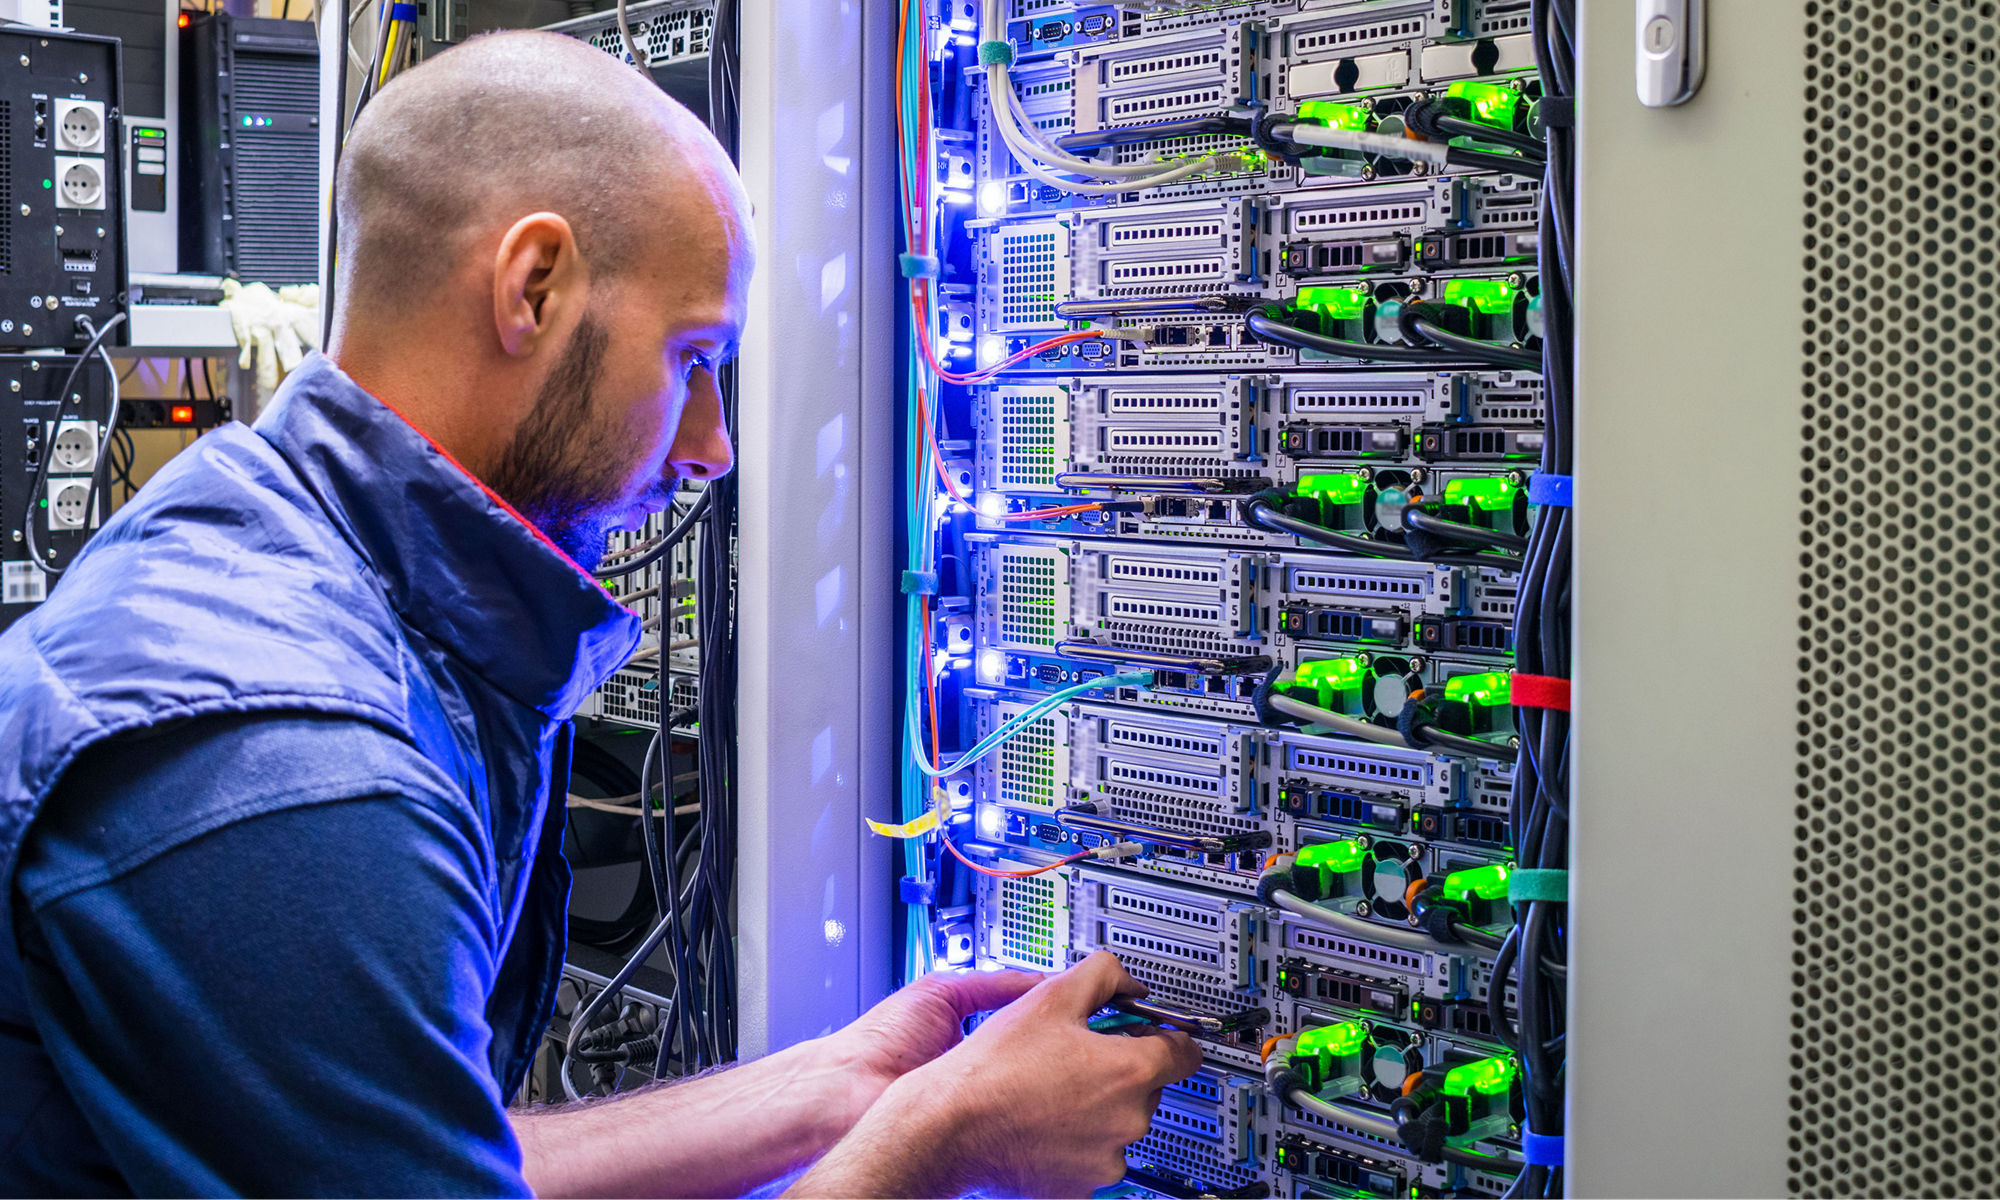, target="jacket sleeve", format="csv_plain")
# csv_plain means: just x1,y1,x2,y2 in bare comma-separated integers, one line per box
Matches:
12,719,531,1198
